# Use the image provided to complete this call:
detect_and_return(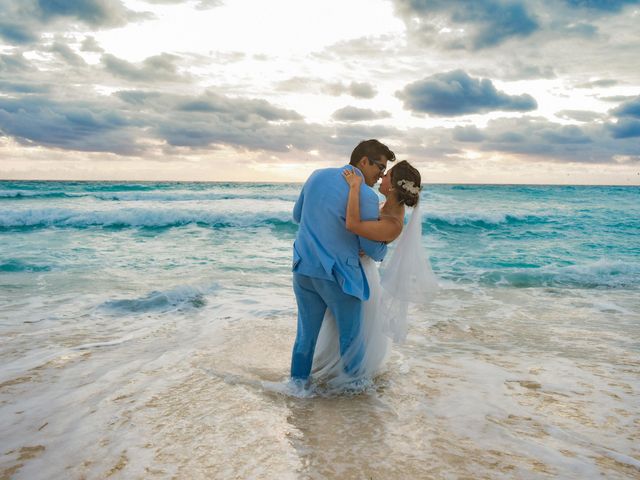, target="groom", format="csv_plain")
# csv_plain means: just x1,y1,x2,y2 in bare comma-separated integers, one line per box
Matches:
290,139,395,384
